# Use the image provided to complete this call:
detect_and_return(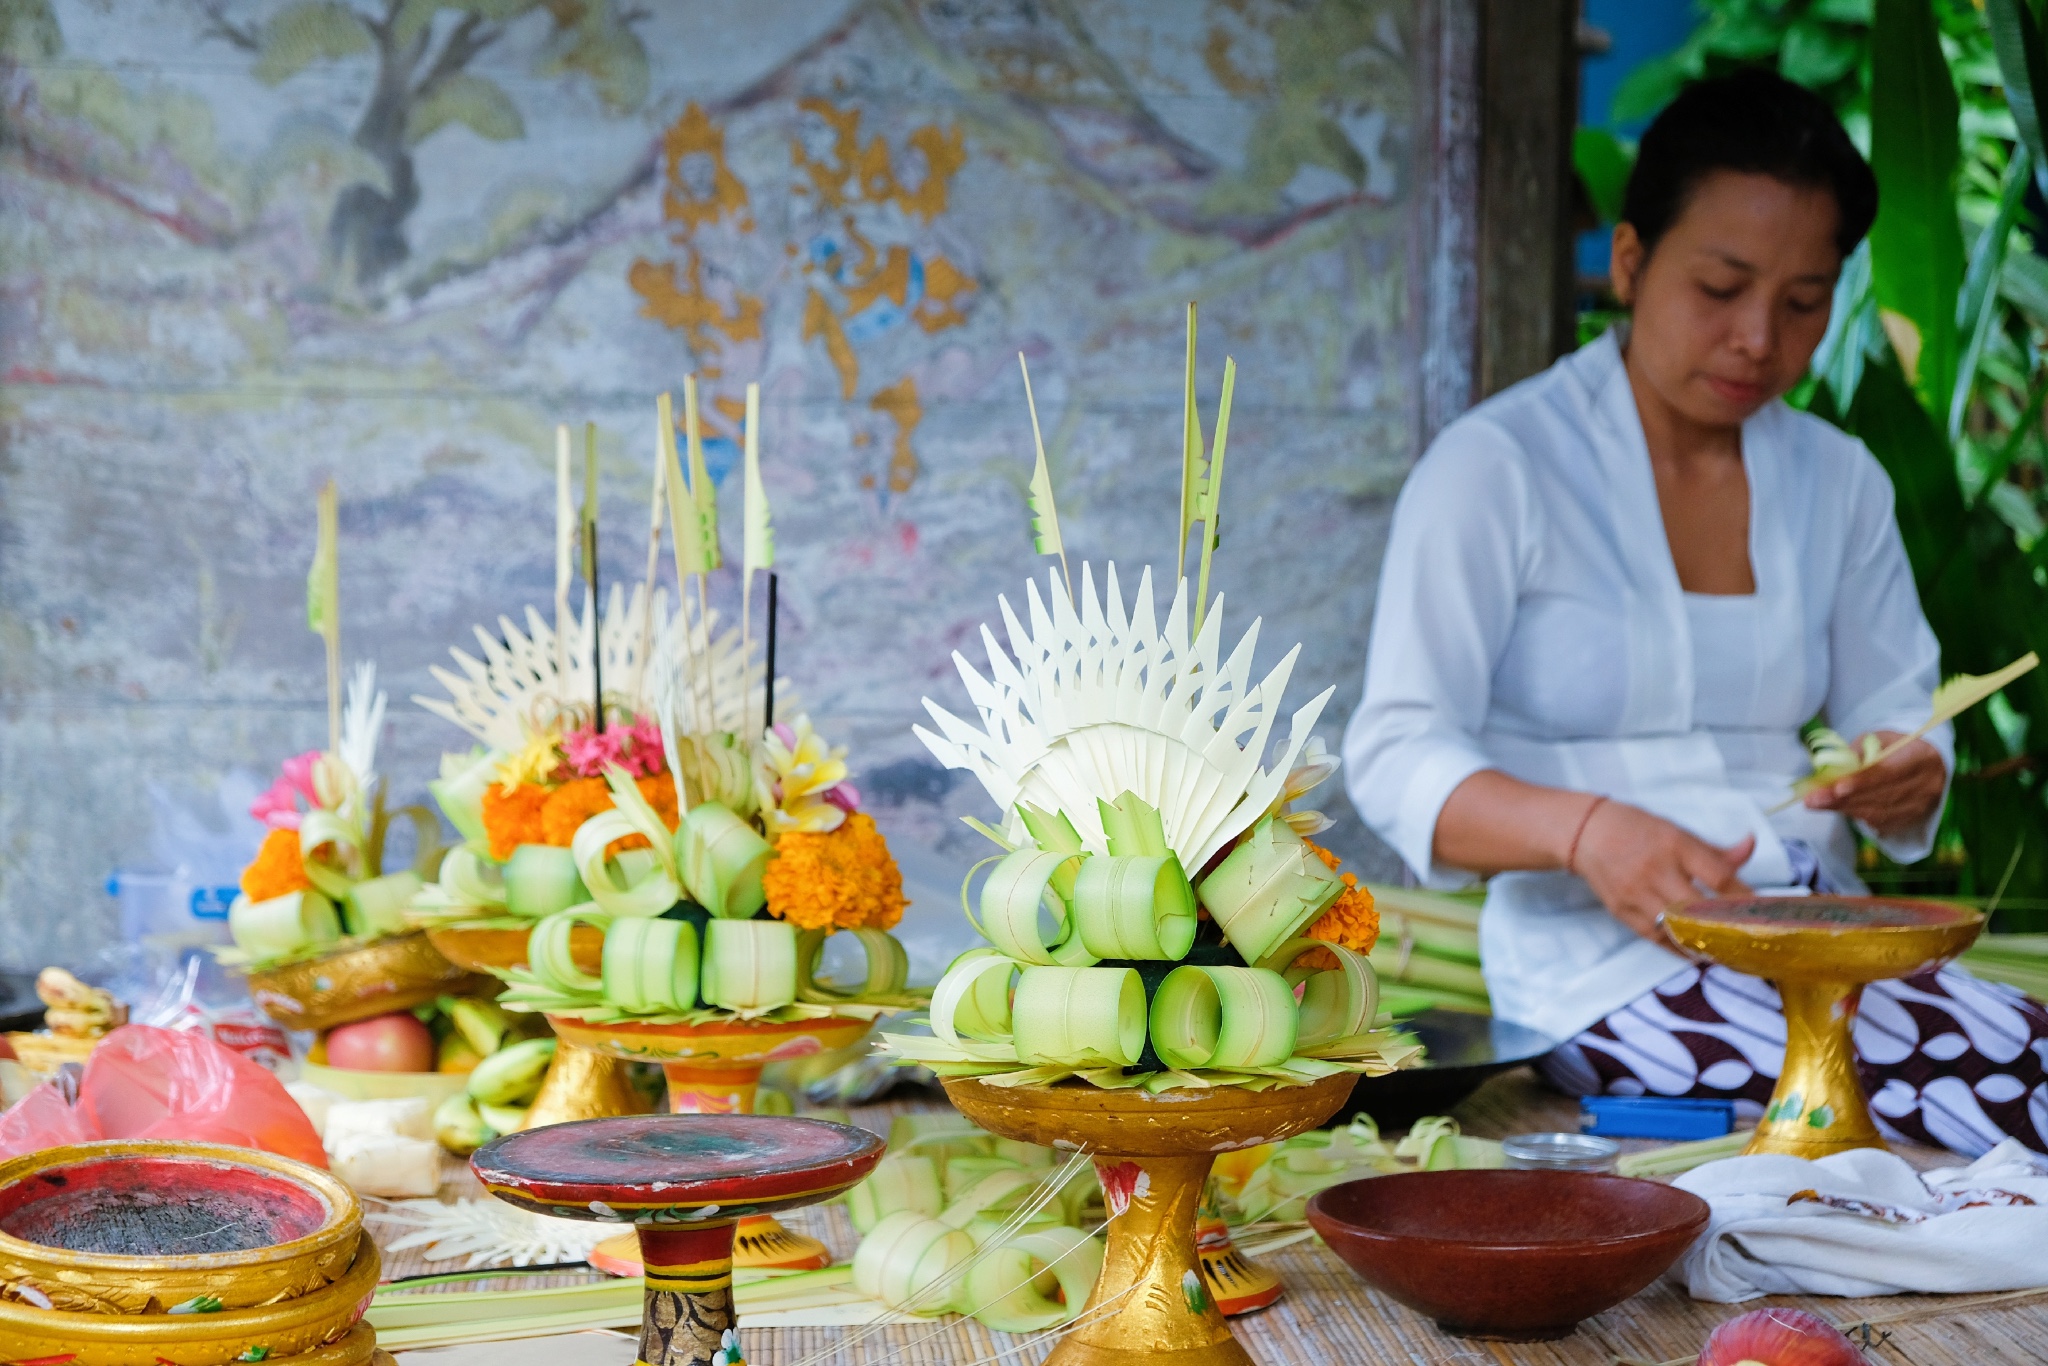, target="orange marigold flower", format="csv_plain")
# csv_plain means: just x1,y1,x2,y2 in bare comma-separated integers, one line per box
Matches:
241,827,313,904
1298,871,1379,971
538,773,681,856
481,781,552,861
762,813,907,932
